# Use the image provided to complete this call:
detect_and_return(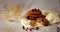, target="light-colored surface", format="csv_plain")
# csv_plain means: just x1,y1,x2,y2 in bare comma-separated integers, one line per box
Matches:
0,0,60,32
